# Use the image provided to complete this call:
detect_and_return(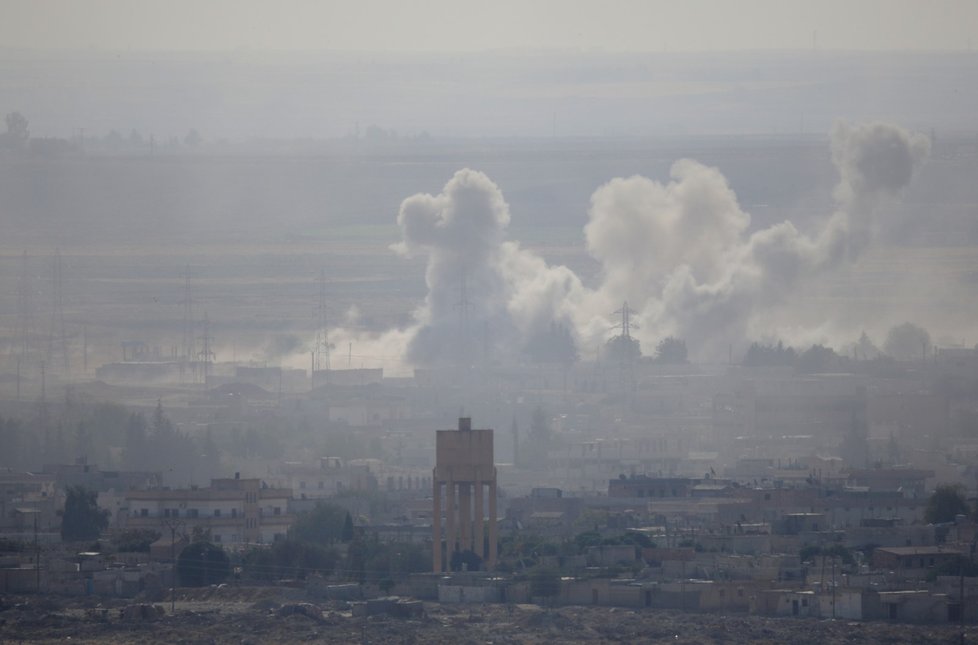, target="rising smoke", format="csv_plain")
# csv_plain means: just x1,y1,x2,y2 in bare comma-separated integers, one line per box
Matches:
332,122,929,369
